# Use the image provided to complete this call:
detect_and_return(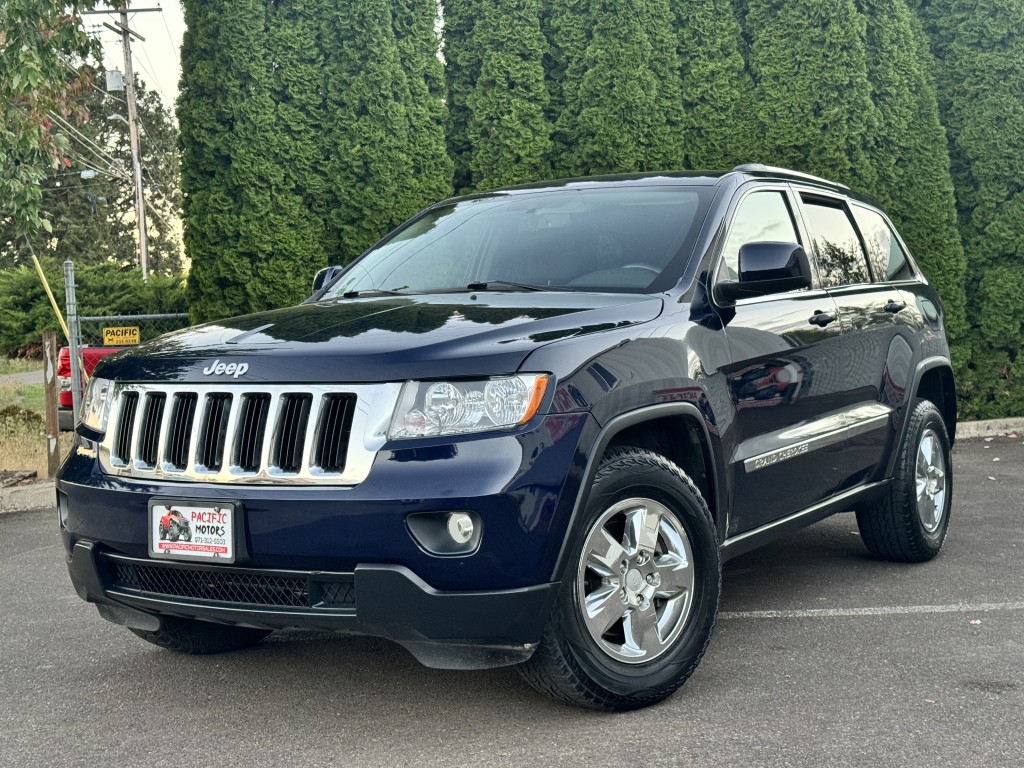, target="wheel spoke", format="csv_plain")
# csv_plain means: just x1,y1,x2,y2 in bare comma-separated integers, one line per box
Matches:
653,552,692,598
919,492,935,527
917,447,930,478
623,605,662,657
583,584,627,637
584,528,627,578
624,505,660,556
